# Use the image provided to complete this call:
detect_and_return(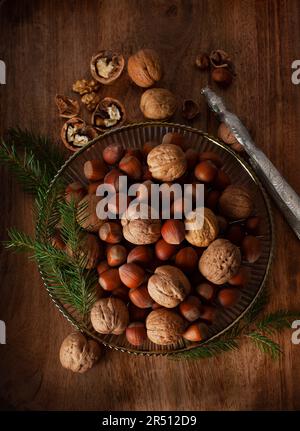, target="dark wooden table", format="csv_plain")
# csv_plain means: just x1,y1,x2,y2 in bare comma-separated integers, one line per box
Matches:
0,0,300,411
